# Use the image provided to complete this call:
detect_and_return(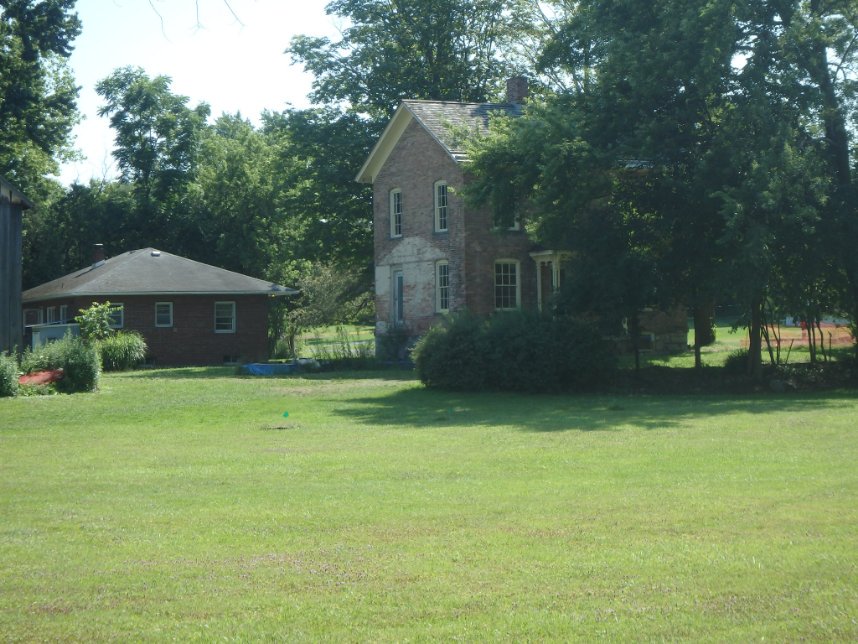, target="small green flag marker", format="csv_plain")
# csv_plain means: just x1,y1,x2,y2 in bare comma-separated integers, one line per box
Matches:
283,411,289,418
